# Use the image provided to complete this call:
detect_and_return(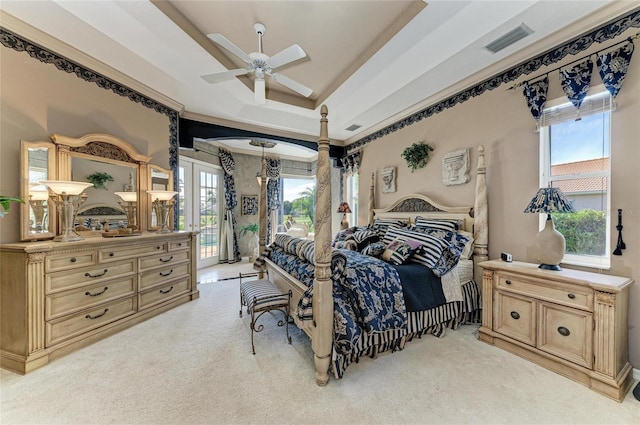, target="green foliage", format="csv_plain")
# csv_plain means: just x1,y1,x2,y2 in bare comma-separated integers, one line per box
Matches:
553,209,606,256
401,142,434,172
239,223,259,237
86,172,114,190
292,186,316,225
283,200,292,216
0,195,25,218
